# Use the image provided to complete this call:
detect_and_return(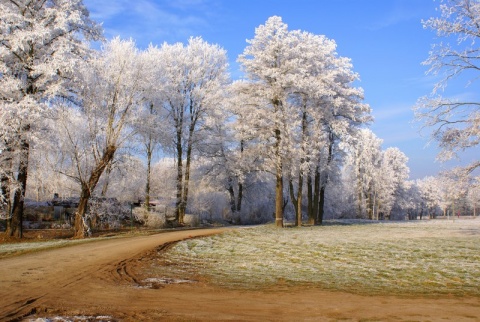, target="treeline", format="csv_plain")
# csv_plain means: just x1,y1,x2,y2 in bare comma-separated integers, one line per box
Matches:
1,2,478,239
